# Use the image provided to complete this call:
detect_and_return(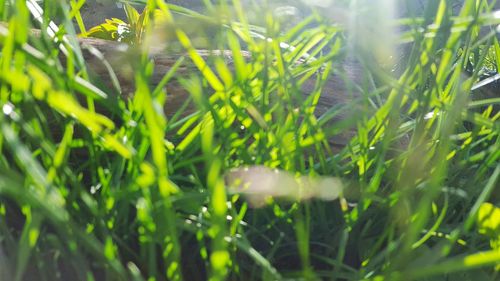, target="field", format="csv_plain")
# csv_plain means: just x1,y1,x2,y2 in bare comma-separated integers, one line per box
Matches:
0,0,499,280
